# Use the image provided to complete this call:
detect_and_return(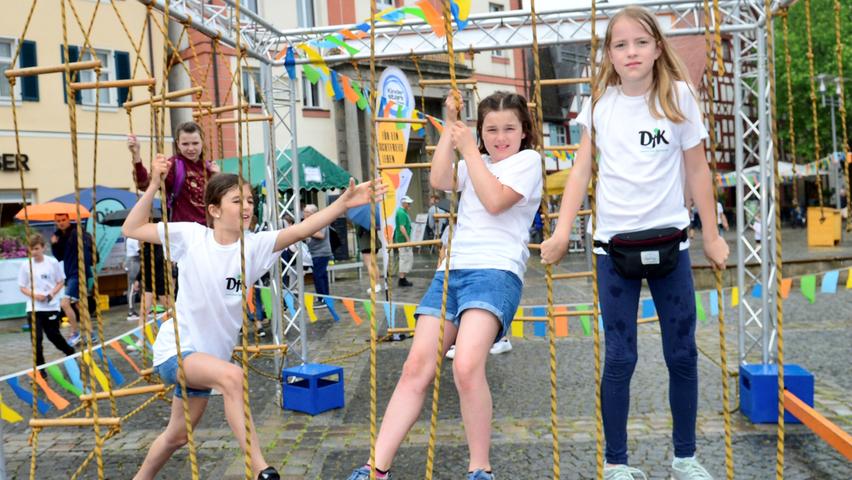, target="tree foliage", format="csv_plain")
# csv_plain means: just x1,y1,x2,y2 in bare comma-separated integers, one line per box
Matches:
774,0,852,162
